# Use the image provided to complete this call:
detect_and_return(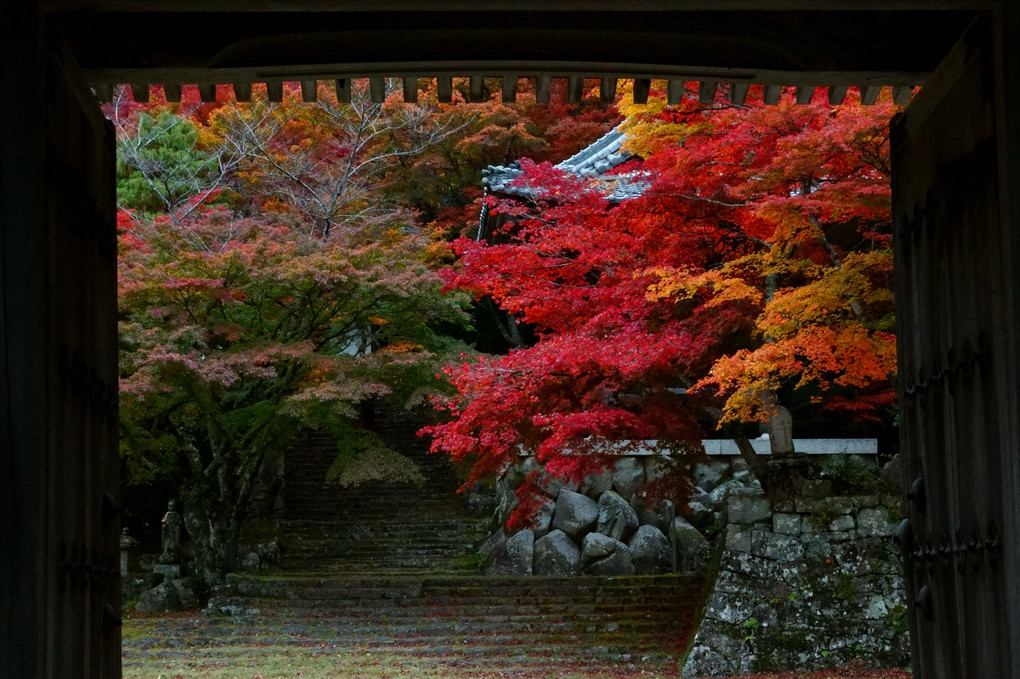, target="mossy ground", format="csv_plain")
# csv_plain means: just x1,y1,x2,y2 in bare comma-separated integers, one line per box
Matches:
121,613,909,679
